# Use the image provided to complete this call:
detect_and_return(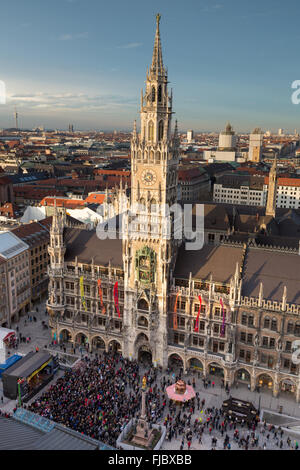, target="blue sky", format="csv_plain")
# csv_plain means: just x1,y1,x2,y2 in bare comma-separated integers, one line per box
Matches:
0,0,300,132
